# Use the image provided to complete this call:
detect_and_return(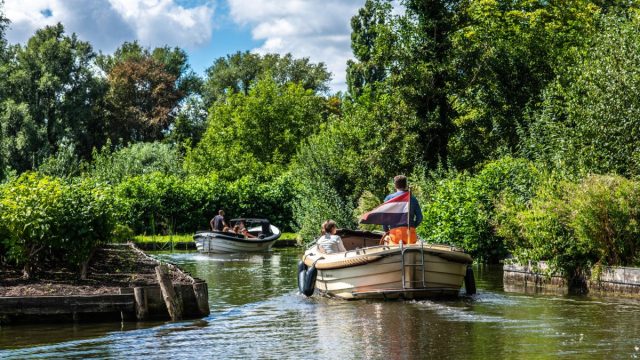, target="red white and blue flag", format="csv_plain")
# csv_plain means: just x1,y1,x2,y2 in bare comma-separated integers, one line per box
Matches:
360,192,409,226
